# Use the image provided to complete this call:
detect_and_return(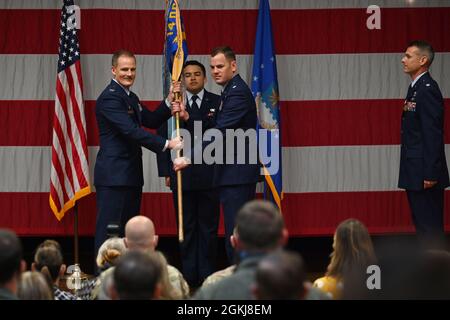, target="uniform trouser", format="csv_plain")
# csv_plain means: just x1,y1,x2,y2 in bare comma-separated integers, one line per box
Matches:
94,185,142,255
406,188,446,249
172,189,220,287
220,183,257,263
